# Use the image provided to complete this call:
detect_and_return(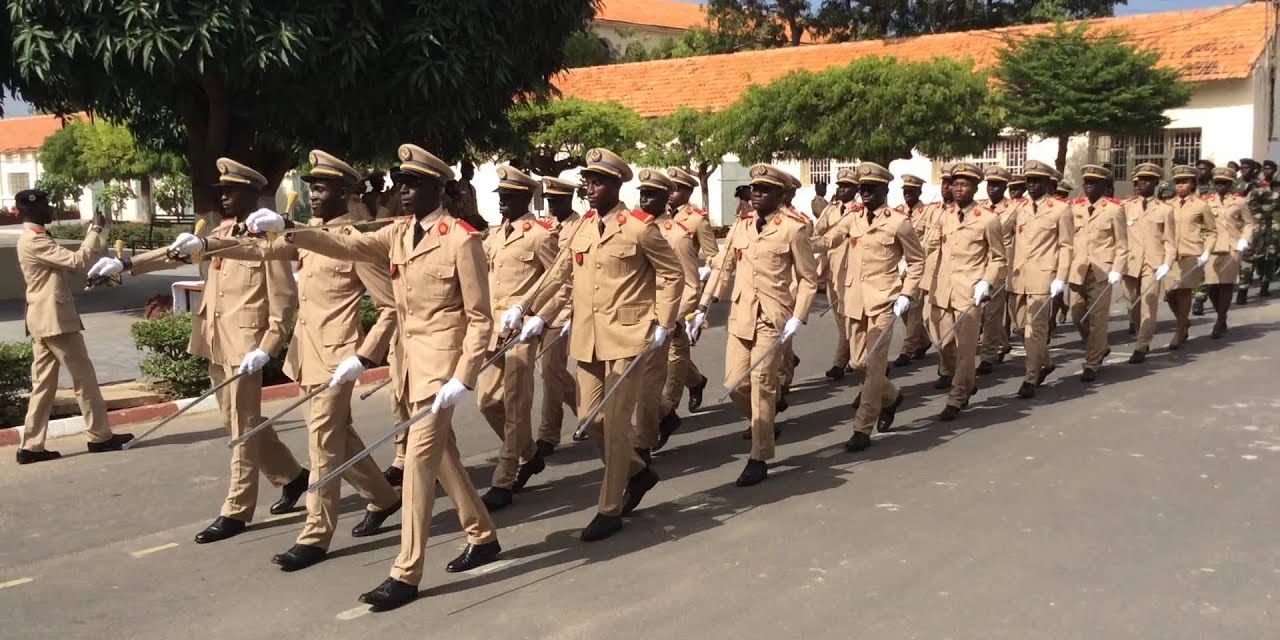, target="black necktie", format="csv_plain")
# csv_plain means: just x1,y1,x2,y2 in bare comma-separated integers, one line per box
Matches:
1142,198,1148,211
756,214,767,233
1088,205,1095,216
597,214,606,236
504,222,514,238
1032,200,1039,215
866,209,875,226
412,220,425,247
958,208,965,223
